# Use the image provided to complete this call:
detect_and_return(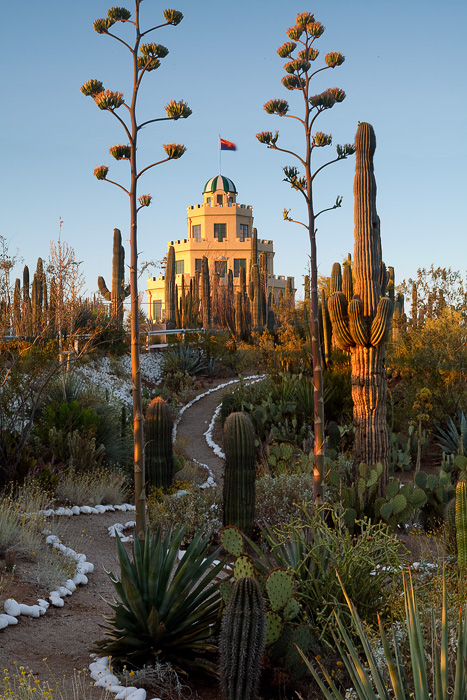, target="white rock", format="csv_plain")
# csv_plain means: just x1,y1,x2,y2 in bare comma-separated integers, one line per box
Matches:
114,687,138,699
58,586,72,597
4,599,21,616
65,579,77,592
126,689,147,700
0,613,18,629
73,573,88,585
77,561,94,574
54,507,66,515
71,506,81,515
125,520,136,529
18,603,42,617
94,505,107,513
80,506,92,514
49,593,64,608
76,553,87,562
88,507,99,514
45,534,60,545
94,673,120,688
